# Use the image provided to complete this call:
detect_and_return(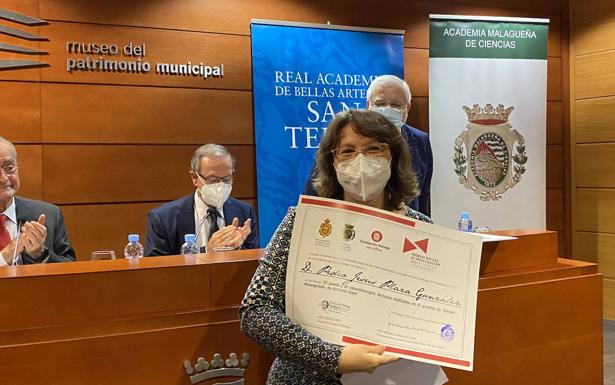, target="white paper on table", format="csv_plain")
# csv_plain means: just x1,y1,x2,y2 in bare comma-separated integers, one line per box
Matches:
473,233,517,242
341,359,448,385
